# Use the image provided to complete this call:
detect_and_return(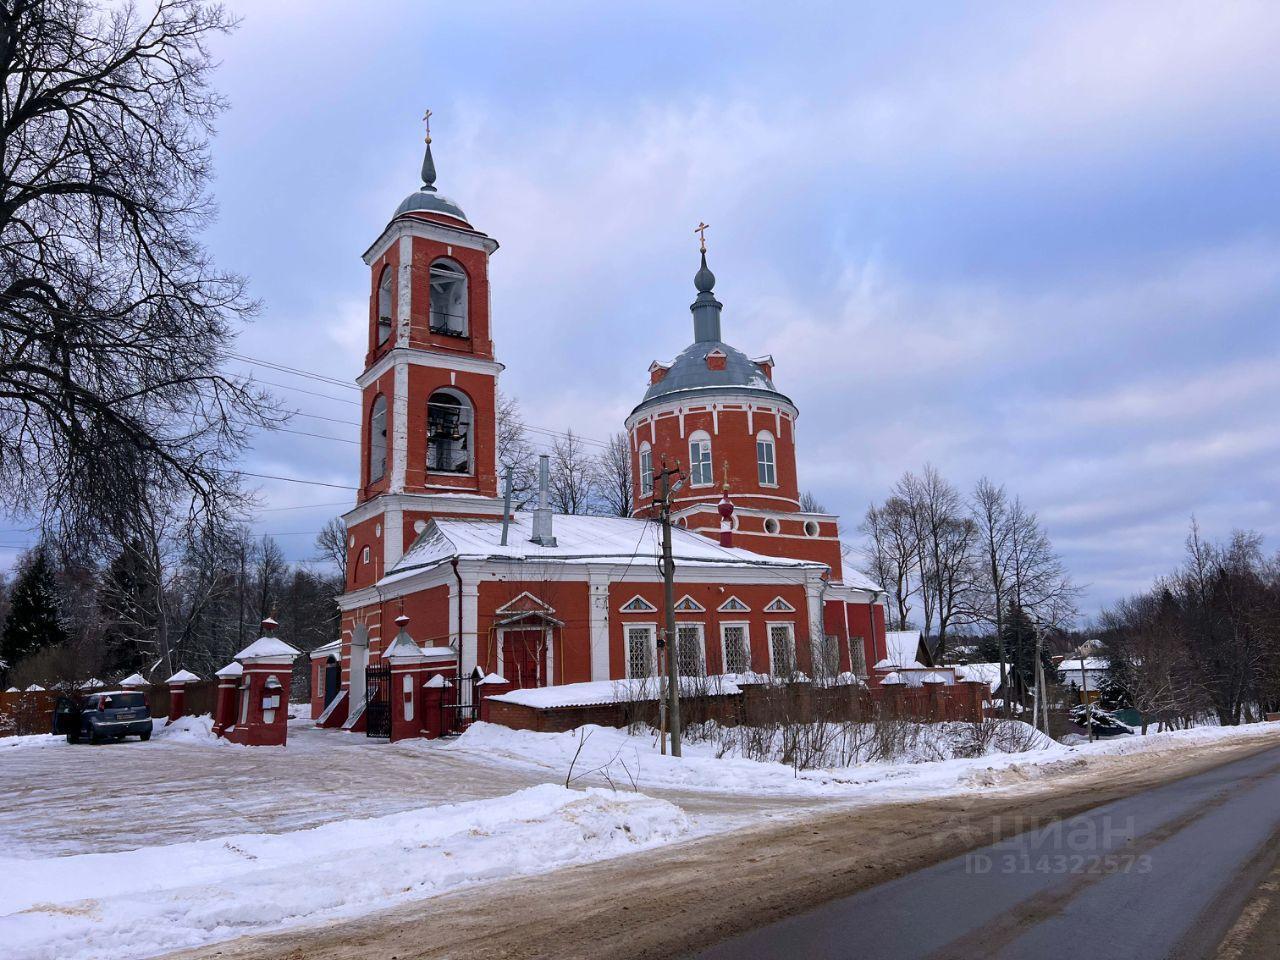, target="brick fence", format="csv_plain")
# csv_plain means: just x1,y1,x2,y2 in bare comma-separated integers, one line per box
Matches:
484,679,991,735
0,680,222,738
